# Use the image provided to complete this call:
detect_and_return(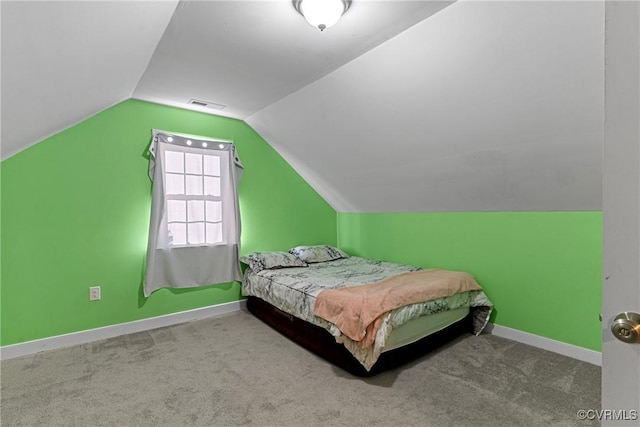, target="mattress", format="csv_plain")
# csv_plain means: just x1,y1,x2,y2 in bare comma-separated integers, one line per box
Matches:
384,306,469,351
